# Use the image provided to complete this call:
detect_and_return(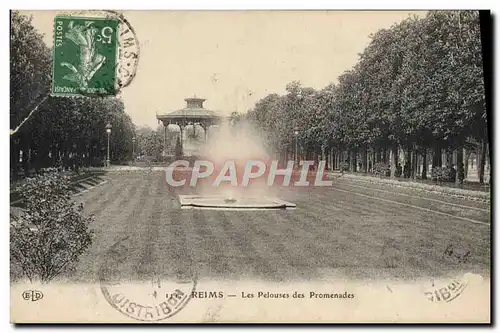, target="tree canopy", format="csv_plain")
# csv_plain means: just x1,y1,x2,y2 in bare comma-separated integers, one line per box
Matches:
247,10,487,180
